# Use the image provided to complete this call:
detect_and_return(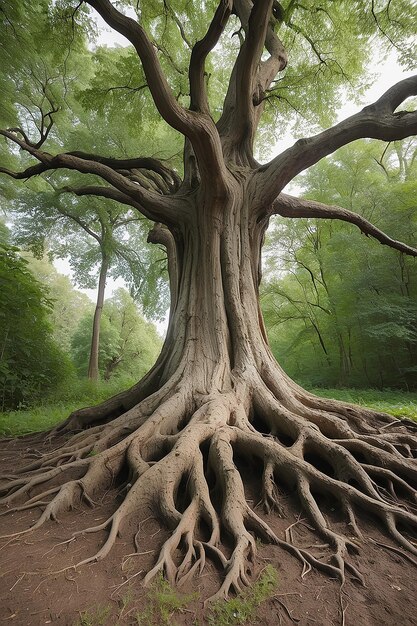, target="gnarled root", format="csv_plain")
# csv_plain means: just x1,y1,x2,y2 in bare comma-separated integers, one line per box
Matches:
1,375,417,600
